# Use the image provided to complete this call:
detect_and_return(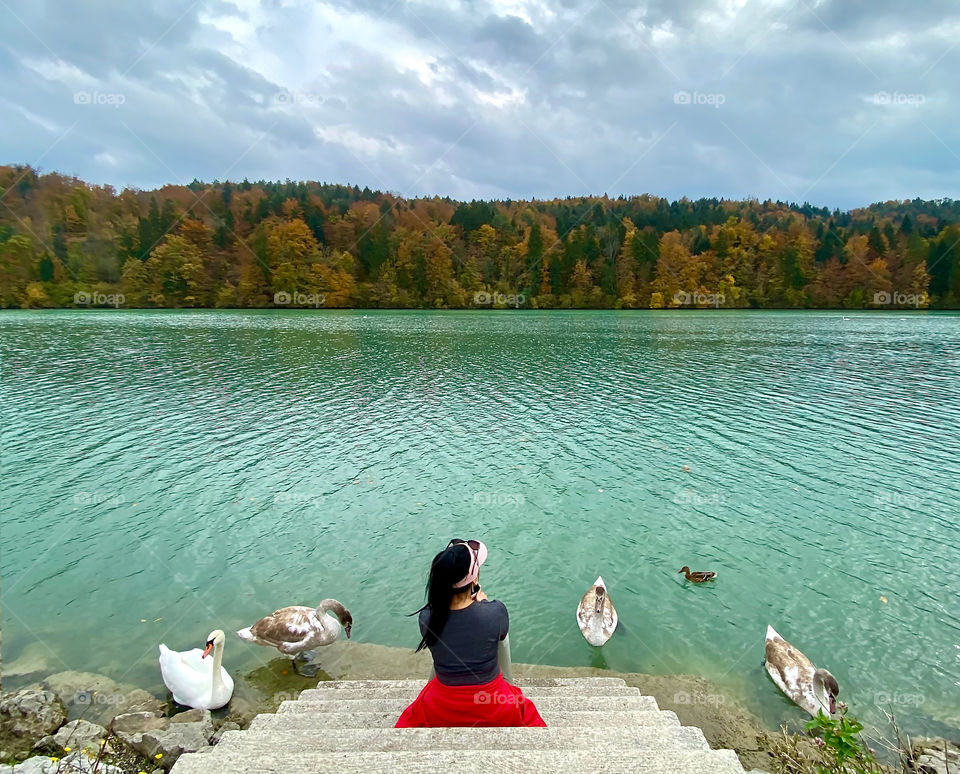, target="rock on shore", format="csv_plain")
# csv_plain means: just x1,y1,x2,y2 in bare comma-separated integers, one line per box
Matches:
41,671,165,727
912,738,960,774
50,719,111,755
0,753,123,774
0,691,66,761
112,709,215,770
